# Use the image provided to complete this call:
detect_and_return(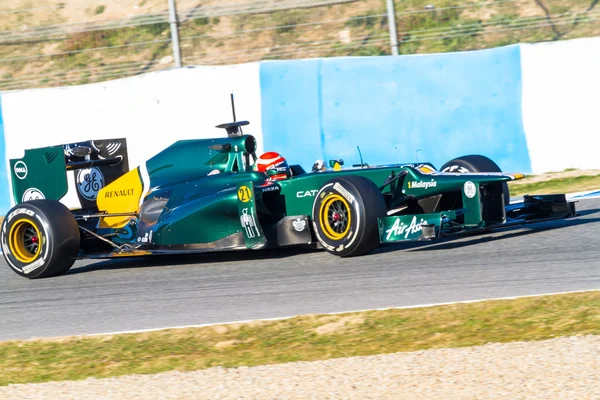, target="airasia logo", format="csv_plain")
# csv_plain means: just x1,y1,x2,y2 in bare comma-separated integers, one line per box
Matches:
13,161,28,180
